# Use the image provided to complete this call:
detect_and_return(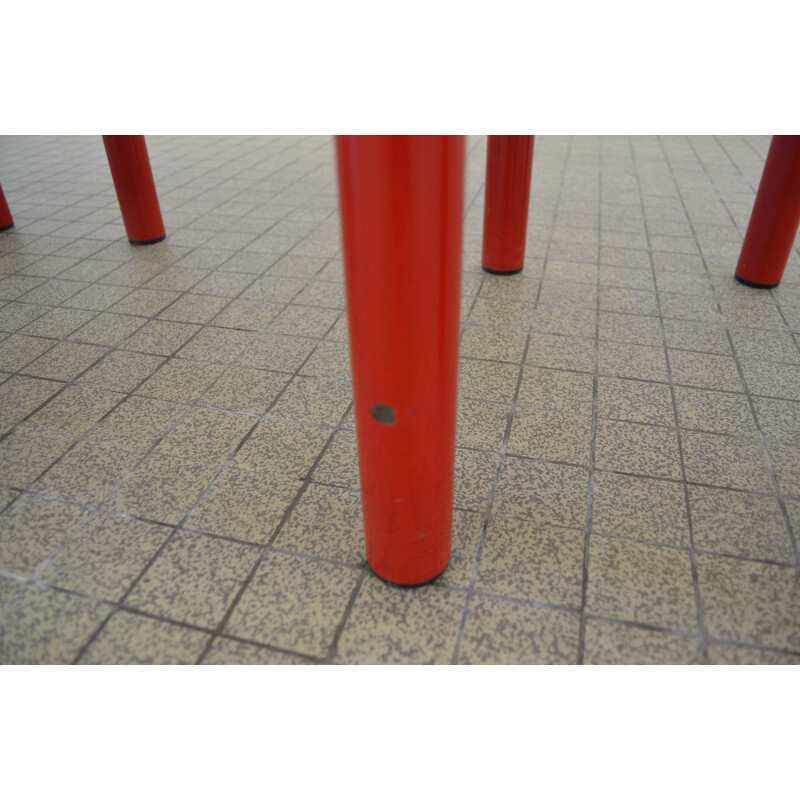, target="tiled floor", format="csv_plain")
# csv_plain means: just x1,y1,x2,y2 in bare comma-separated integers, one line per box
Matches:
1,135,799,665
